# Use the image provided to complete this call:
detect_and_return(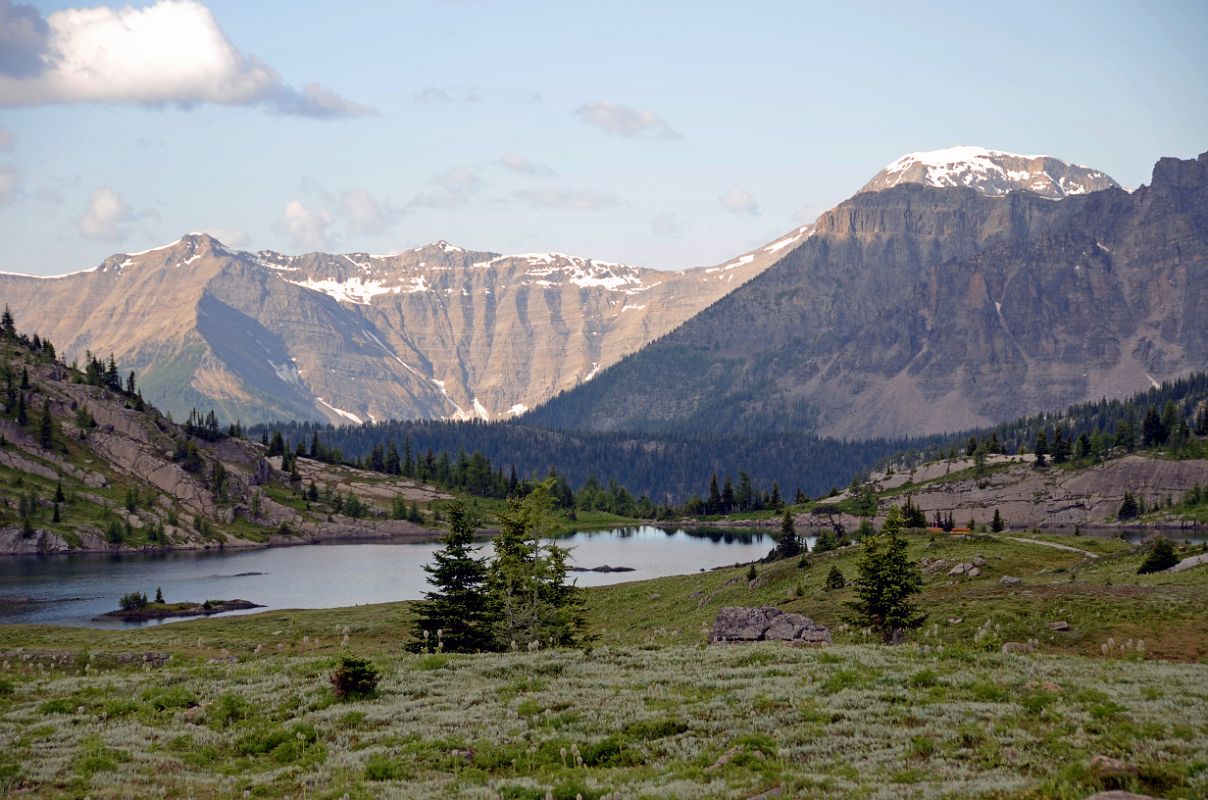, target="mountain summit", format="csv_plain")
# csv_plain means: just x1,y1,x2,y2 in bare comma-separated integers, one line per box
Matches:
0,231,785,425
860,146,1120,199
